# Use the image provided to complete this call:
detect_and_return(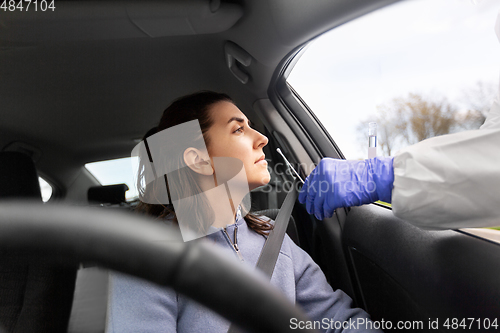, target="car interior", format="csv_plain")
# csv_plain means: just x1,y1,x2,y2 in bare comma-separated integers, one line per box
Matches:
1,0,500,332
